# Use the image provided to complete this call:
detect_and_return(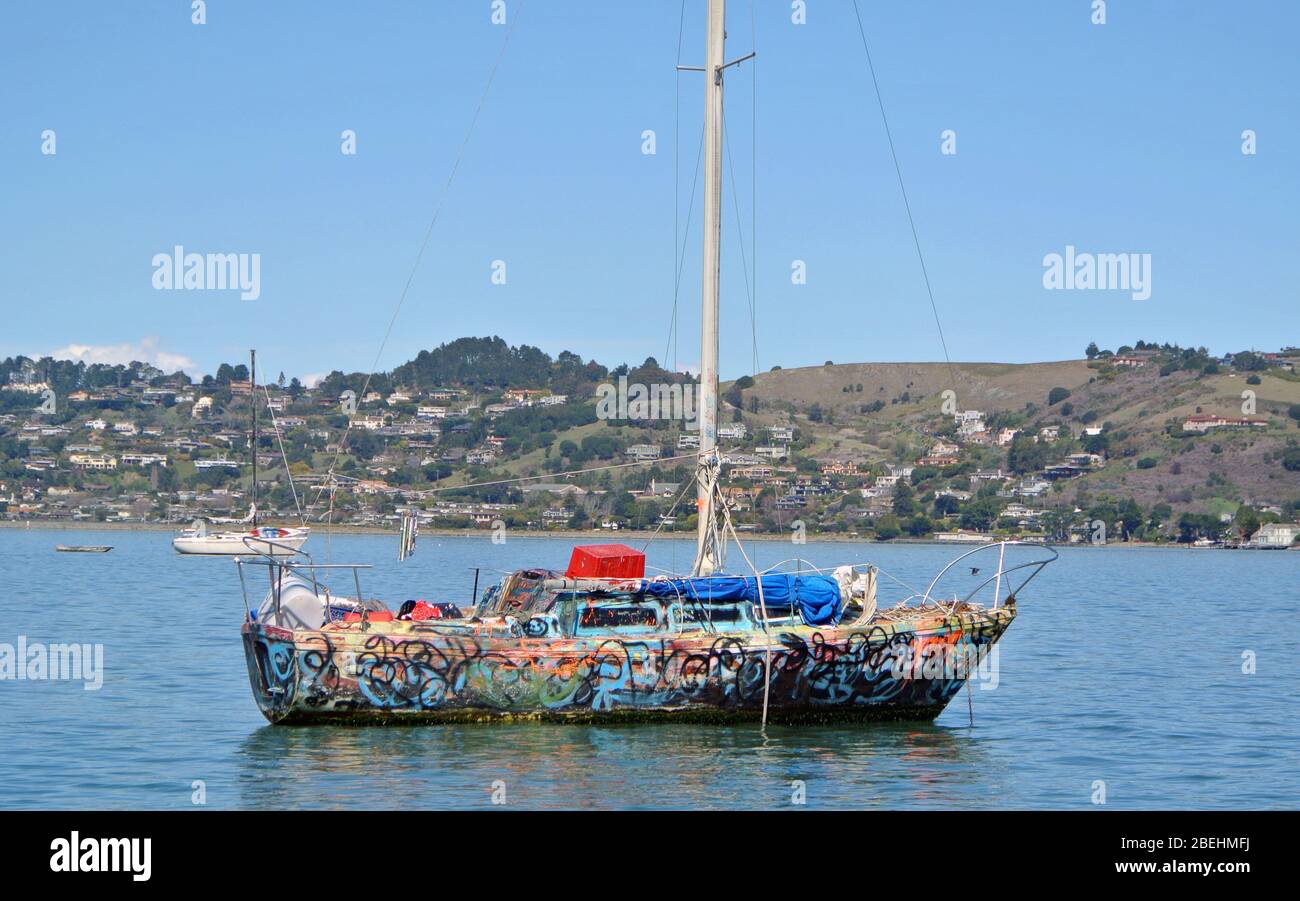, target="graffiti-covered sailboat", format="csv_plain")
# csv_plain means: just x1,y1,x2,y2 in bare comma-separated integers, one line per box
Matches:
237,0,1055,725
239,539,1051,724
